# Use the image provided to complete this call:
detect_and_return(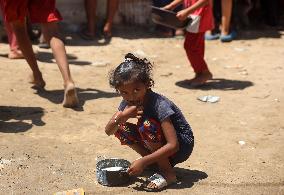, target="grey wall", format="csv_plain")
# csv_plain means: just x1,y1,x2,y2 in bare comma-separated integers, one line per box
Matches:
56,0,153,27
